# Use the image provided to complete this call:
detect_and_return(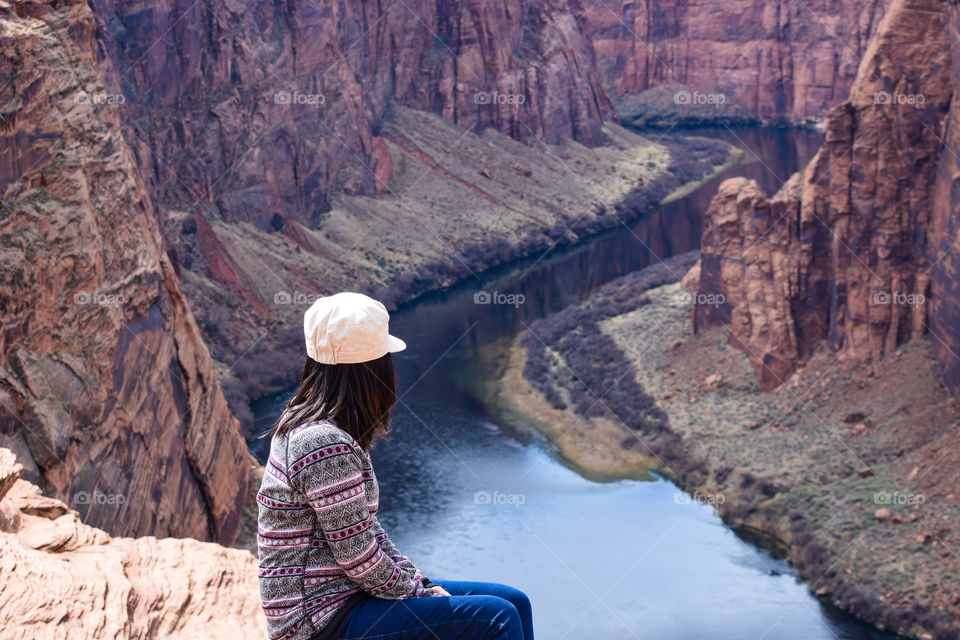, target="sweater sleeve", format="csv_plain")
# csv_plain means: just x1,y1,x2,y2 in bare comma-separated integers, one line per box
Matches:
369,516,438,590
293,437,434,600
370,515,418,572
